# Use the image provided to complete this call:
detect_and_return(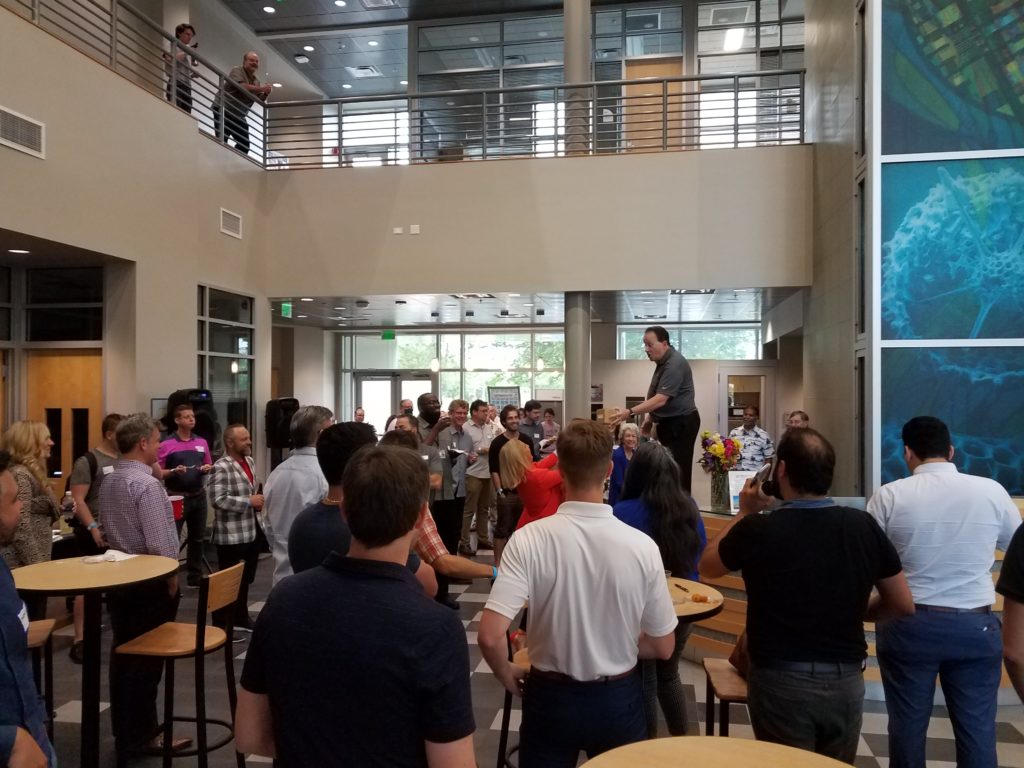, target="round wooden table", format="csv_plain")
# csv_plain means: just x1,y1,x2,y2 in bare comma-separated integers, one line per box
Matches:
669,577,724,622
14,555,178,768
585,736,850,767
